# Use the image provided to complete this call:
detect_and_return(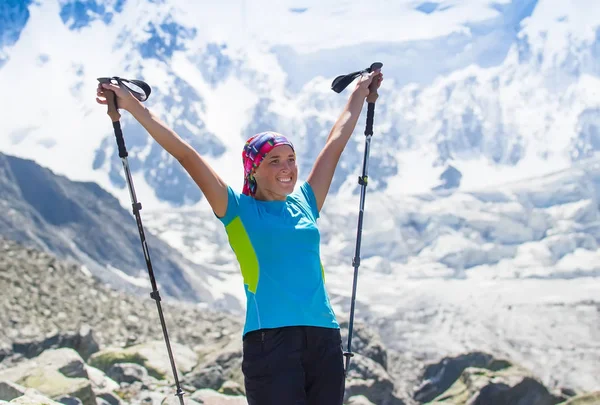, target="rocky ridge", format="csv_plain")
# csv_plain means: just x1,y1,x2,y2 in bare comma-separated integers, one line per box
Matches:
1,237,598,405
